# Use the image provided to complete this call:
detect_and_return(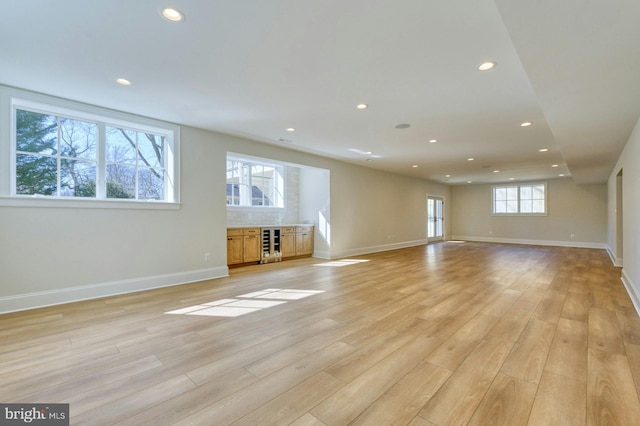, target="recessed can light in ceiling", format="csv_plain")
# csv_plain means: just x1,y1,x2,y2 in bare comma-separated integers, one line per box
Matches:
552,164,559,168
412,165,418,168
429,139,437,143
478,62,496,71
468,157,474,161
356,104,368,109
538,148,549,152
116,78,131,86
493,170,500,173
521,121,533,127
285,128,295,132
445,174,451,178
161,8,184,22
559,173,565,177
467,181,472,184
395,123,410,129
